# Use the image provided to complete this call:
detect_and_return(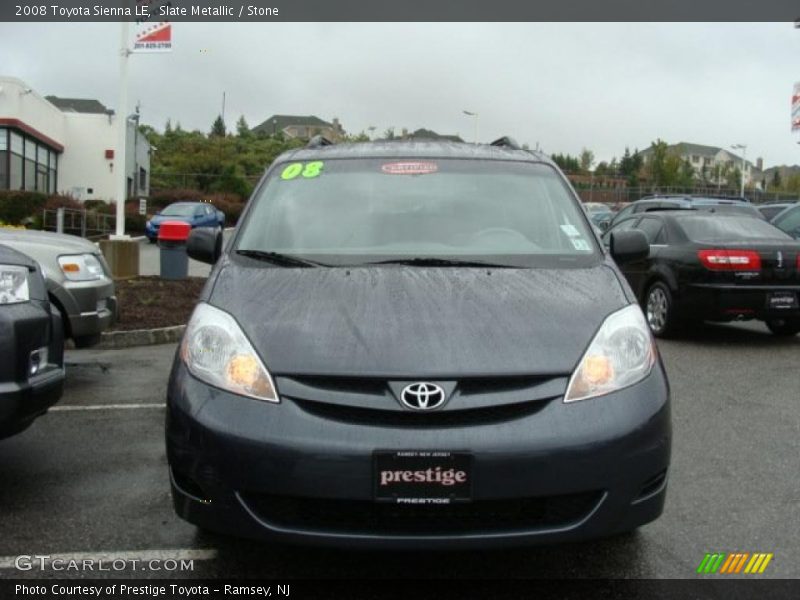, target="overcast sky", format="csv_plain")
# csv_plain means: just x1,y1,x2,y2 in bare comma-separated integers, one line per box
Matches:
2,22,799,167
